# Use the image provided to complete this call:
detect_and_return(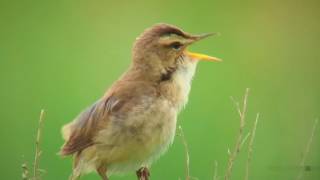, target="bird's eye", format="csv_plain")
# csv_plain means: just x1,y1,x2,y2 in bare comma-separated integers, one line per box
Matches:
170,42,183,50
